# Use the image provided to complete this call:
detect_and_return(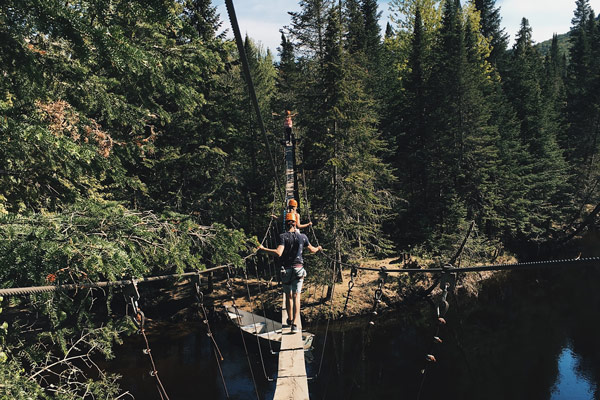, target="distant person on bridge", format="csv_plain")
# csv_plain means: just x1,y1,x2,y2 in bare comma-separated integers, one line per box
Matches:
258,212,321,333
271,199,313,231
272,110,297,143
